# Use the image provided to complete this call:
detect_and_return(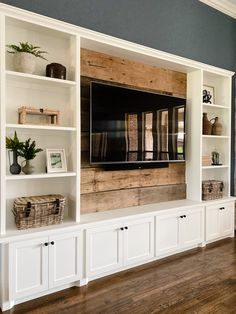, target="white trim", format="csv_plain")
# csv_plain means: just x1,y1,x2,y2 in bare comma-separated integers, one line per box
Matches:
199,0,236,19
